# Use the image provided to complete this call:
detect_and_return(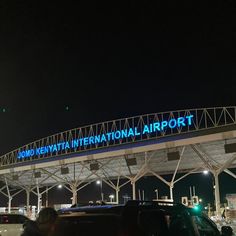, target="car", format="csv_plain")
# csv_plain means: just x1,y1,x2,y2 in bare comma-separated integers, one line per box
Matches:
0,213,29,236
56,200,233,236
